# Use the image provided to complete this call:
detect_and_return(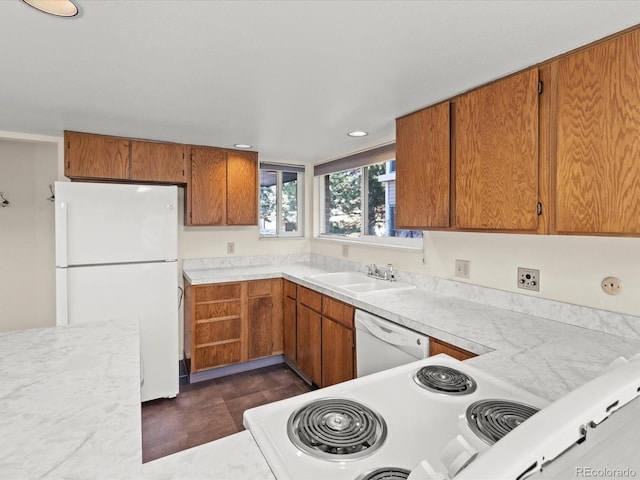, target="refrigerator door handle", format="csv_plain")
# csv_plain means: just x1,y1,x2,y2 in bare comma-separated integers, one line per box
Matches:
56,200,69,267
